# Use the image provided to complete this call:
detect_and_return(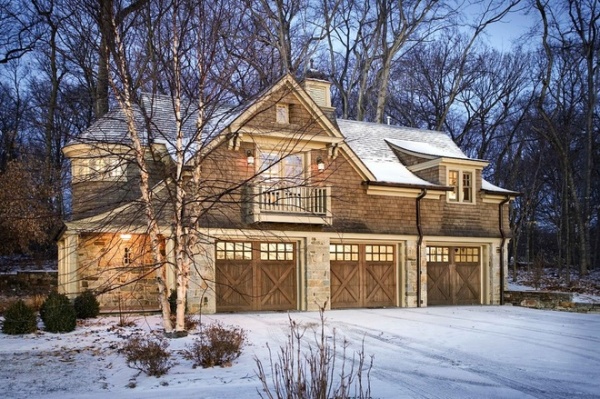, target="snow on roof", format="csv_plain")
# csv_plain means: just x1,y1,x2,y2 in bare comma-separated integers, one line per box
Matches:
69,95,240,163
337,119,460,186
482,179,519,195
385,138,469,160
